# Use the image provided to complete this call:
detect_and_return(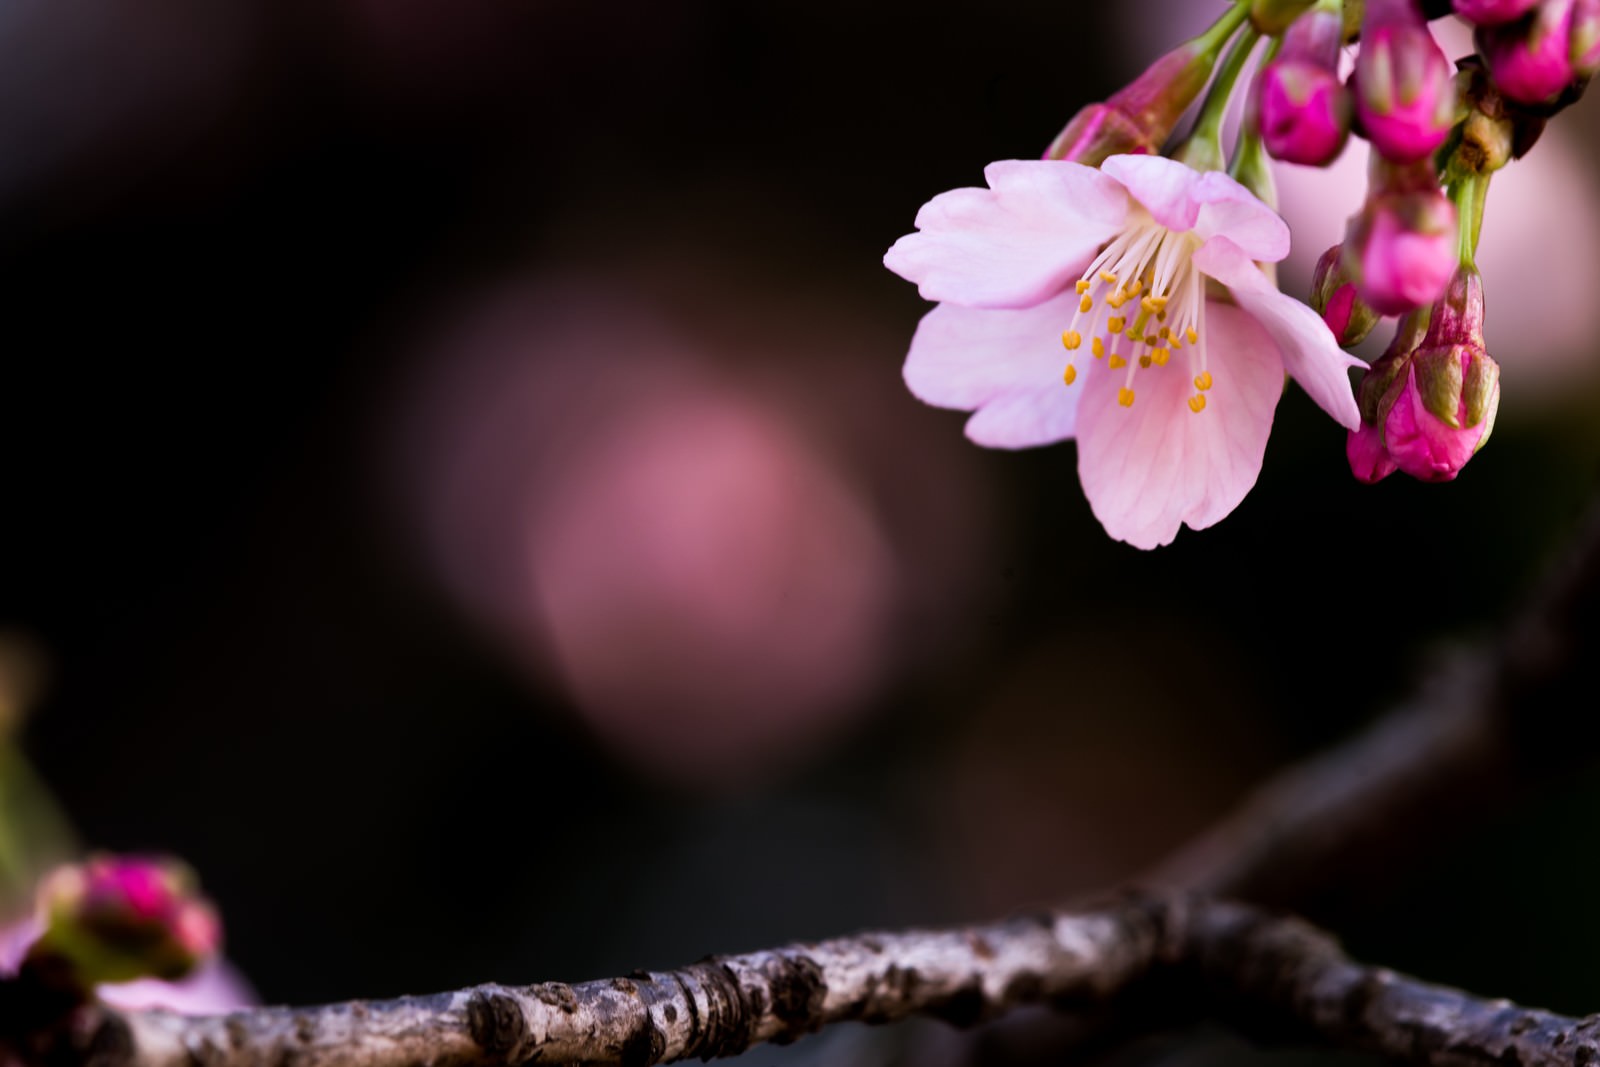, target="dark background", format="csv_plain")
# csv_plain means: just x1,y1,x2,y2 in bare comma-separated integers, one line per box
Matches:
4,3,1600,1063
